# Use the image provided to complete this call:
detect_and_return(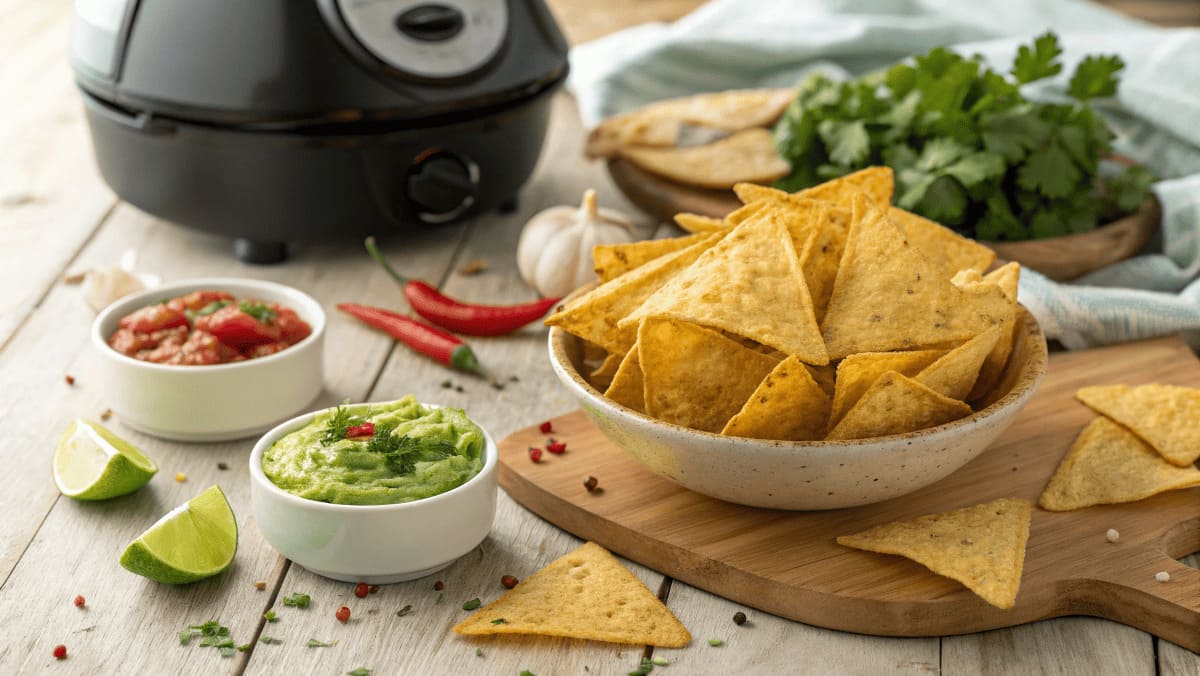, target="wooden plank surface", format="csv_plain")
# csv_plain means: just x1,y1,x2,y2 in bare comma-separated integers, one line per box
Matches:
0,0,1196,674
